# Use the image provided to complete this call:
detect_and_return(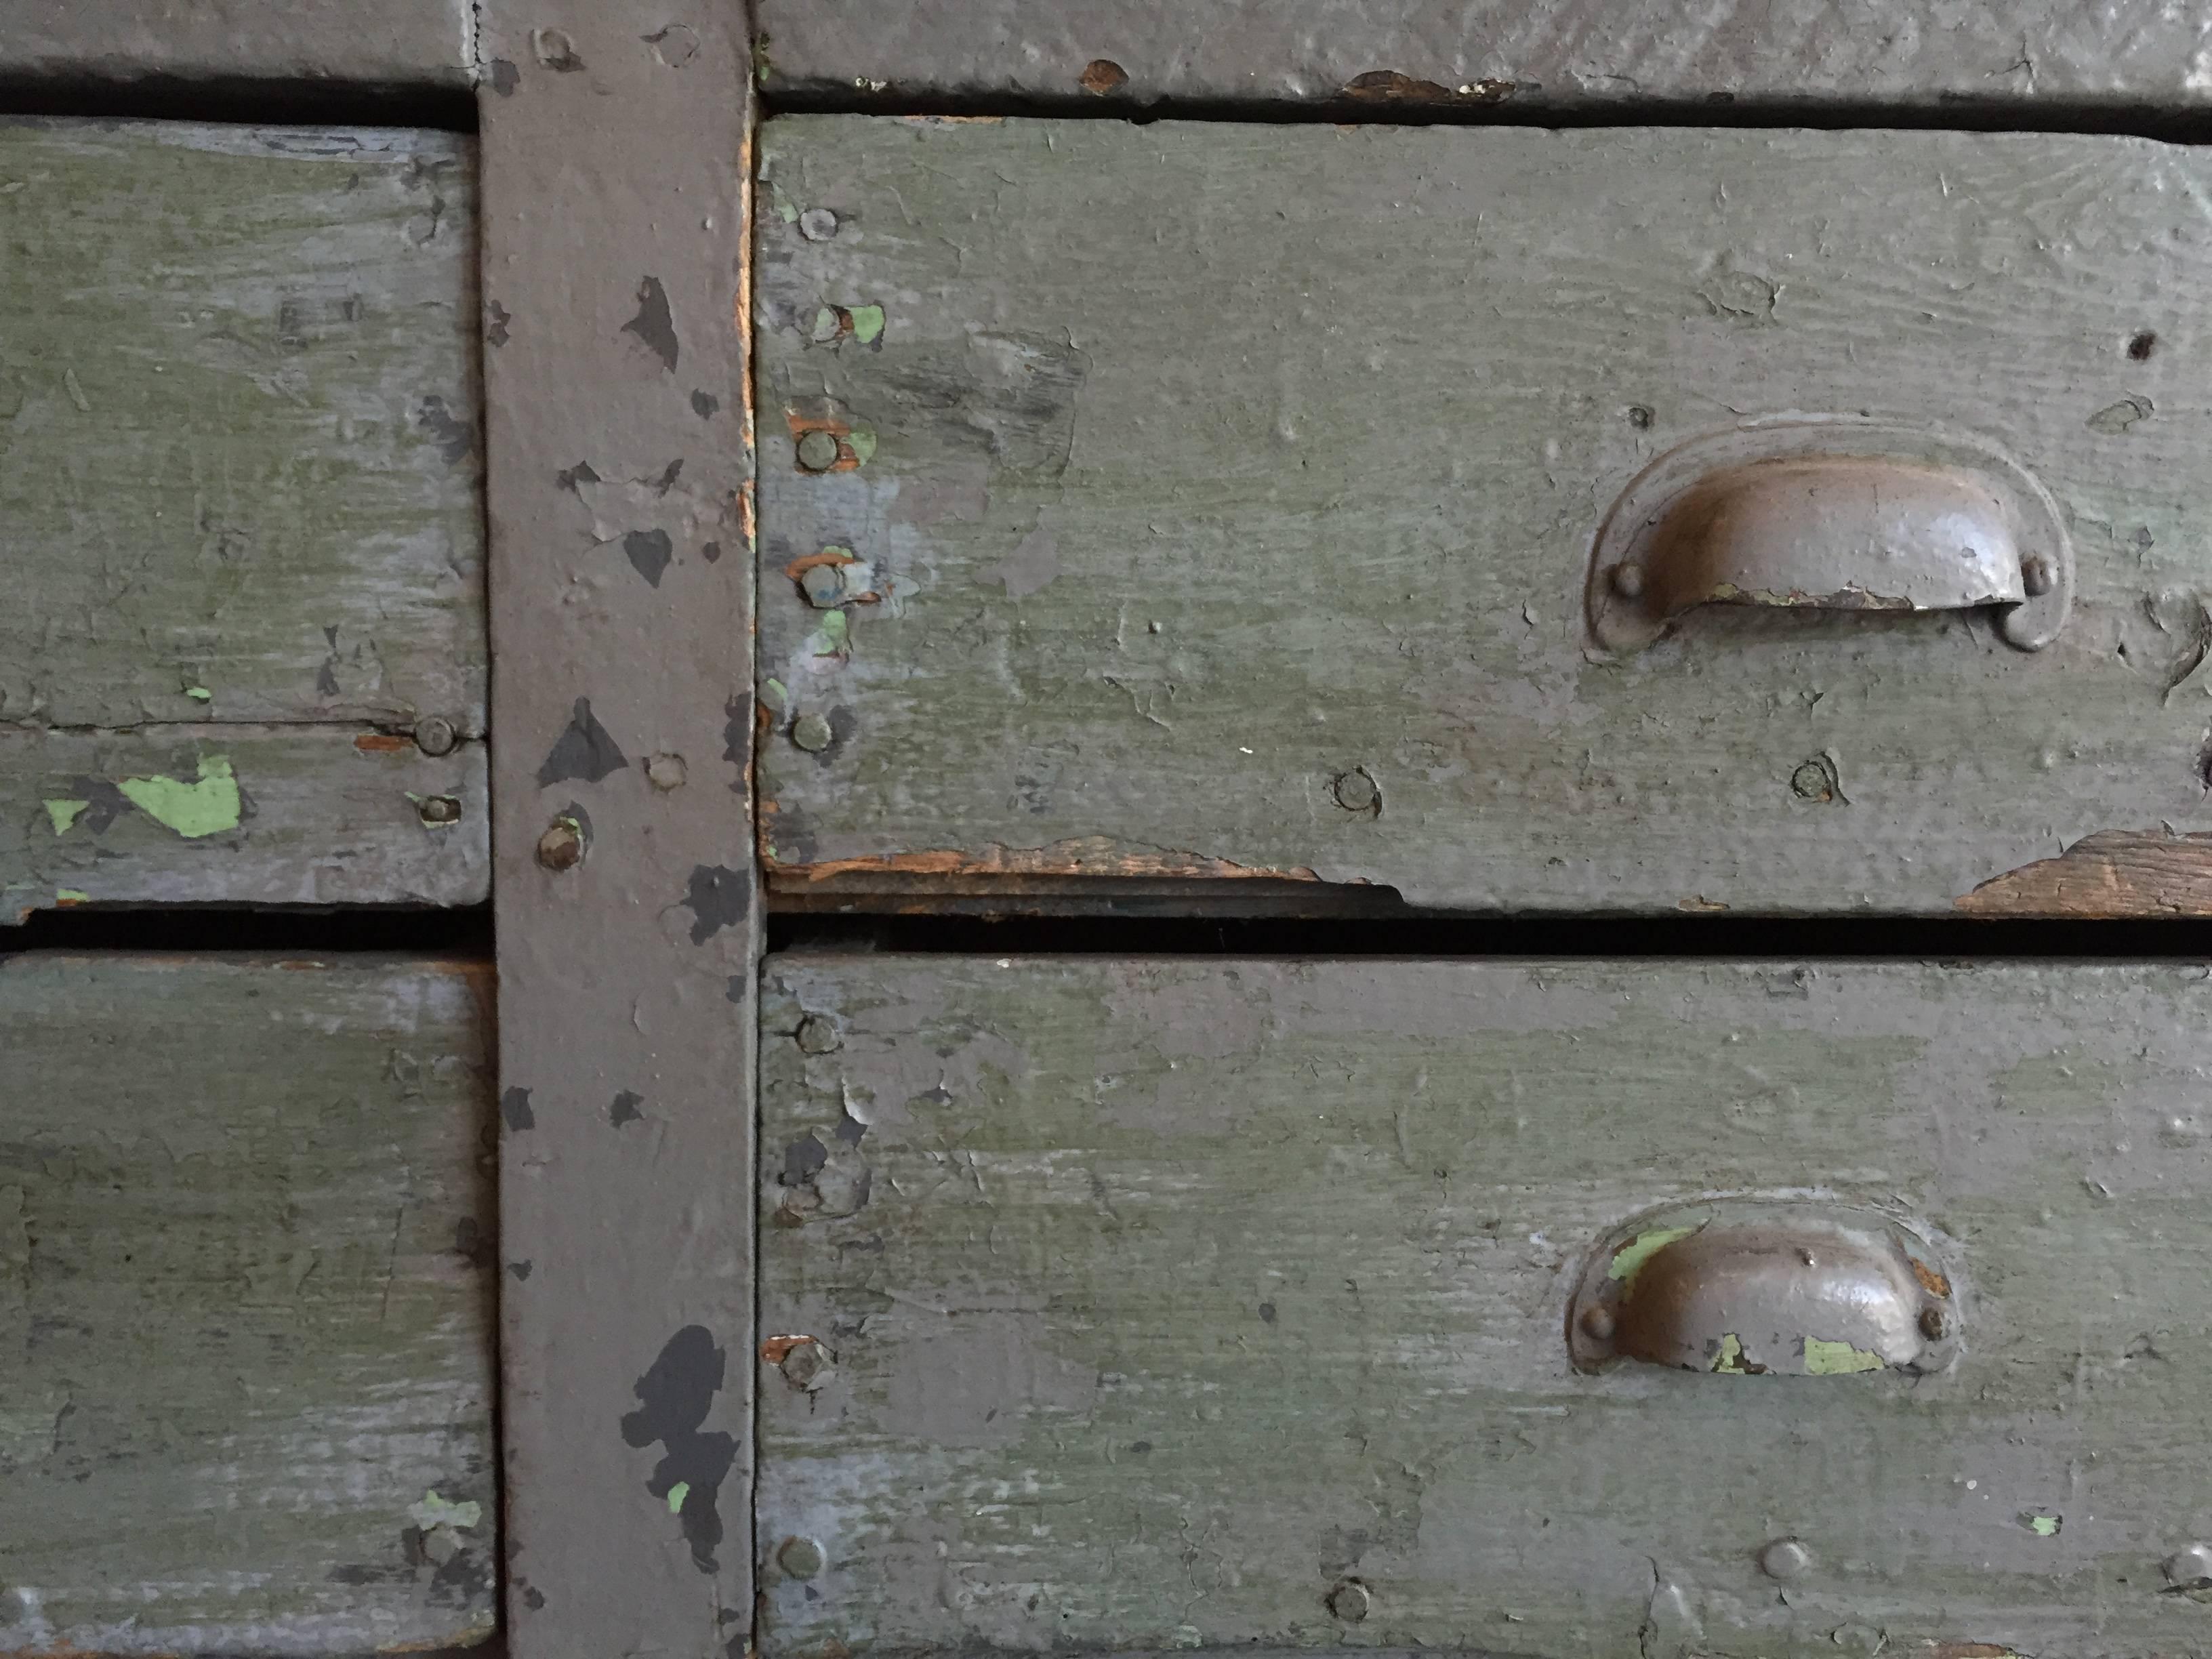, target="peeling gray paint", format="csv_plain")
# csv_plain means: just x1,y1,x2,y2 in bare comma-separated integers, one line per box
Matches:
535,697,629,787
